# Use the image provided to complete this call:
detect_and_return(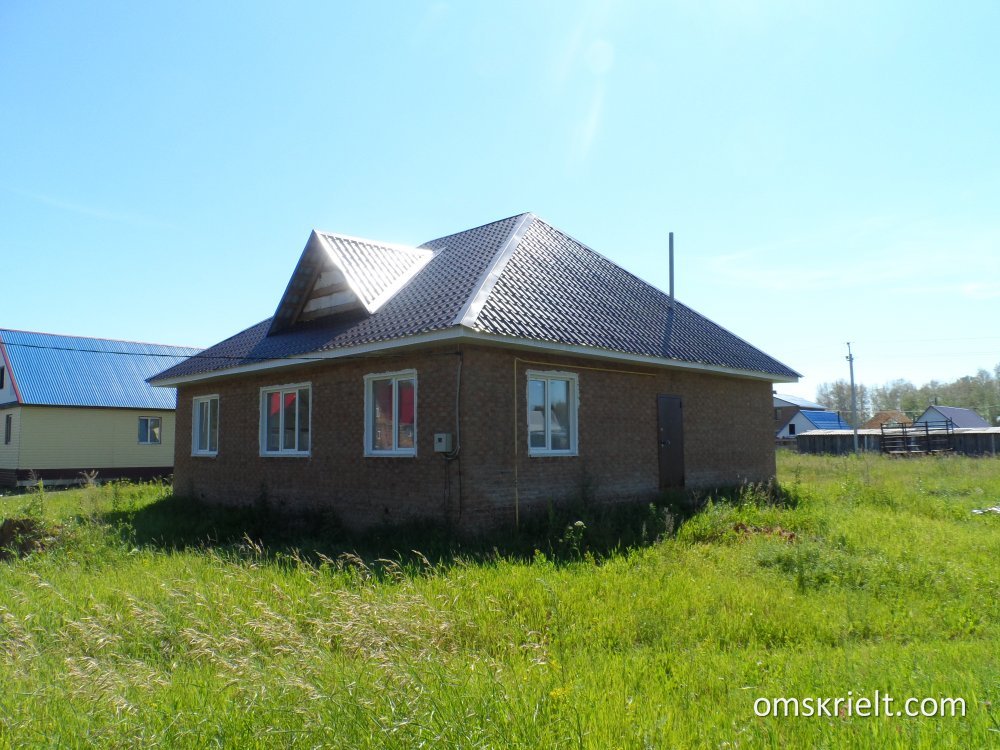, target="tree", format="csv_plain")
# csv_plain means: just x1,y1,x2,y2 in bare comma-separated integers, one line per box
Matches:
870,379,919,415
815,379,870,426
816,361,1000,427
